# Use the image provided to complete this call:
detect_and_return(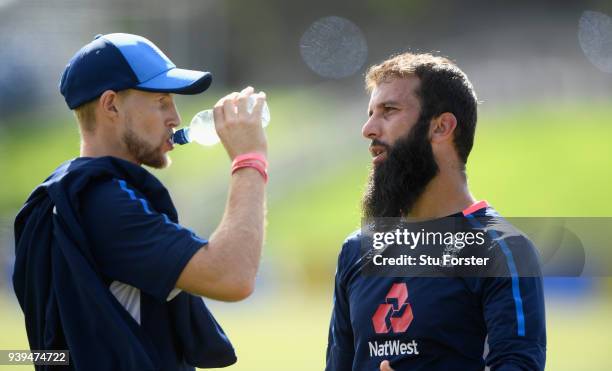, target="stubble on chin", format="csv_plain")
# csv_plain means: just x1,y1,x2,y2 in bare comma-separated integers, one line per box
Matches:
122,125,170,169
